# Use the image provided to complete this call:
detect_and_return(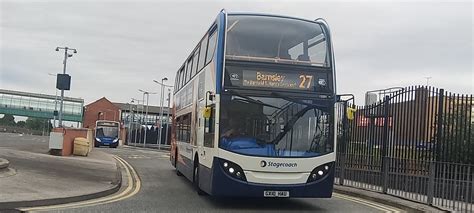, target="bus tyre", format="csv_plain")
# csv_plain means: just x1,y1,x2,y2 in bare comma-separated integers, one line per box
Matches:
194,164,206,196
